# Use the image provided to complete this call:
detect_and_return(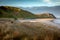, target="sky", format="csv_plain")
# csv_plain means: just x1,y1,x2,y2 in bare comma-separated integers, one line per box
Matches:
0,0,60,7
